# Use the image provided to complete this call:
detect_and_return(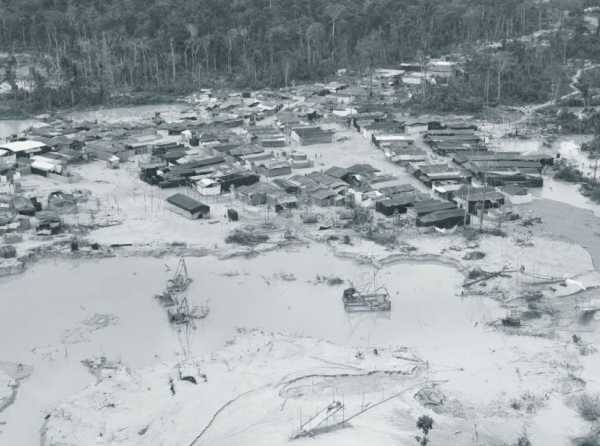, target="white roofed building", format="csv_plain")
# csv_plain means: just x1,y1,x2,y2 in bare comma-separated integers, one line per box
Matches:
0,140,49,157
